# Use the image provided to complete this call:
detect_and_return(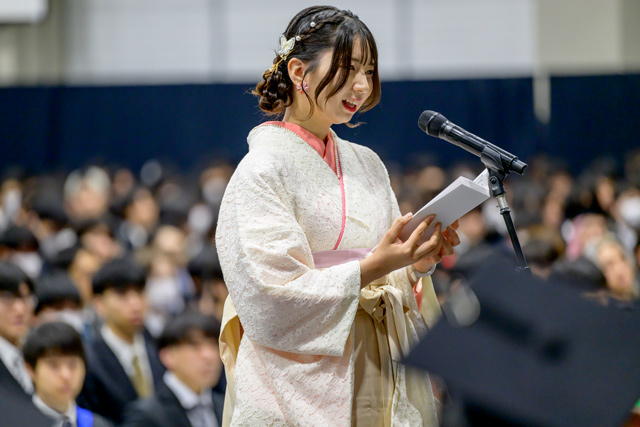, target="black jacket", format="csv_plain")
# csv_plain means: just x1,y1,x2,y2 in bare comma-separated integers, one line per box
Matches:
77,330,165,424
0,360,53,426
121,379,224,427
